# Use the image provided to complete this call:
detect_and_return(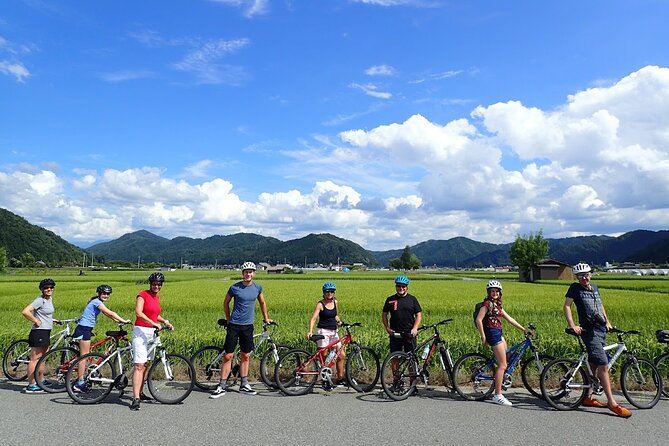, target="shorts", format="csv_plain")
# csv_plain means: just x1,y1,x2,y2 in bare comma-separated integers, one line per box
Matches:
583,327,608,366
389,335,416,353
224,323,254,353
315,328,340,349
484,327,503,347
132,326,157,364
73,325,94,341
28,329,51,347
